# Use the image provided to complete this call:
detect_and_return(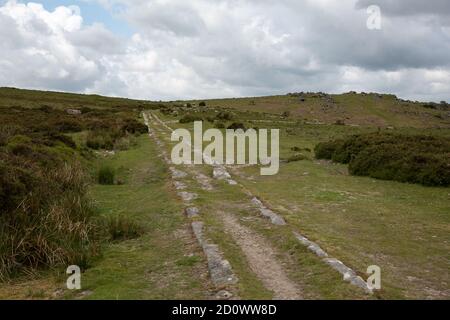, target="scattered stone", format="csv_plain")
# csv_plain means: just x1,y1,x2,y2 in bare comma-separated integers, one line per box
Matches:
195,173,213,190
323,258,371,292
76,290,93,299
52,289,64,298
170,167,188,179
95,150,116,157
251,197,286,226
191,221,238,287
66,109,81,115
293,230,371,294
185,207,200,218
173,181,187,190
215,290,233,299
293,232,328,258
213,166,231,180
178,191,198,202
